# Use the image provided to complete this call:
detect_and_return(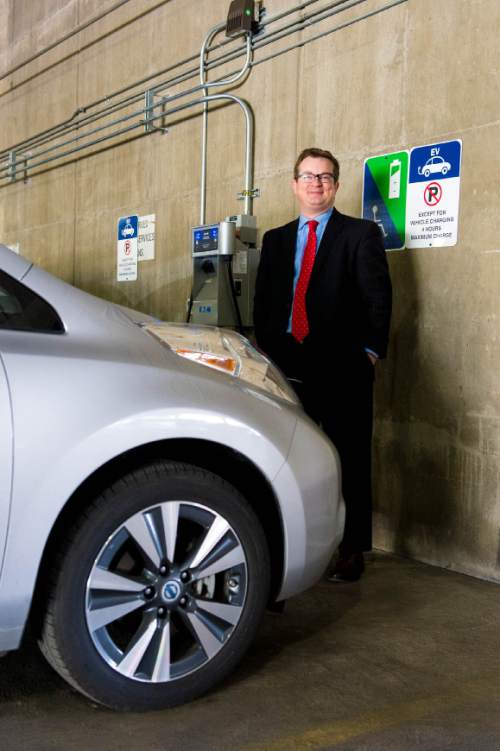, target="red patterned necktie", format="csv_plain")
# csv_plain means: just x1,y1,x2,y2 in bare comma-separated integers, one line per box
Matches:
291,220,319,343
